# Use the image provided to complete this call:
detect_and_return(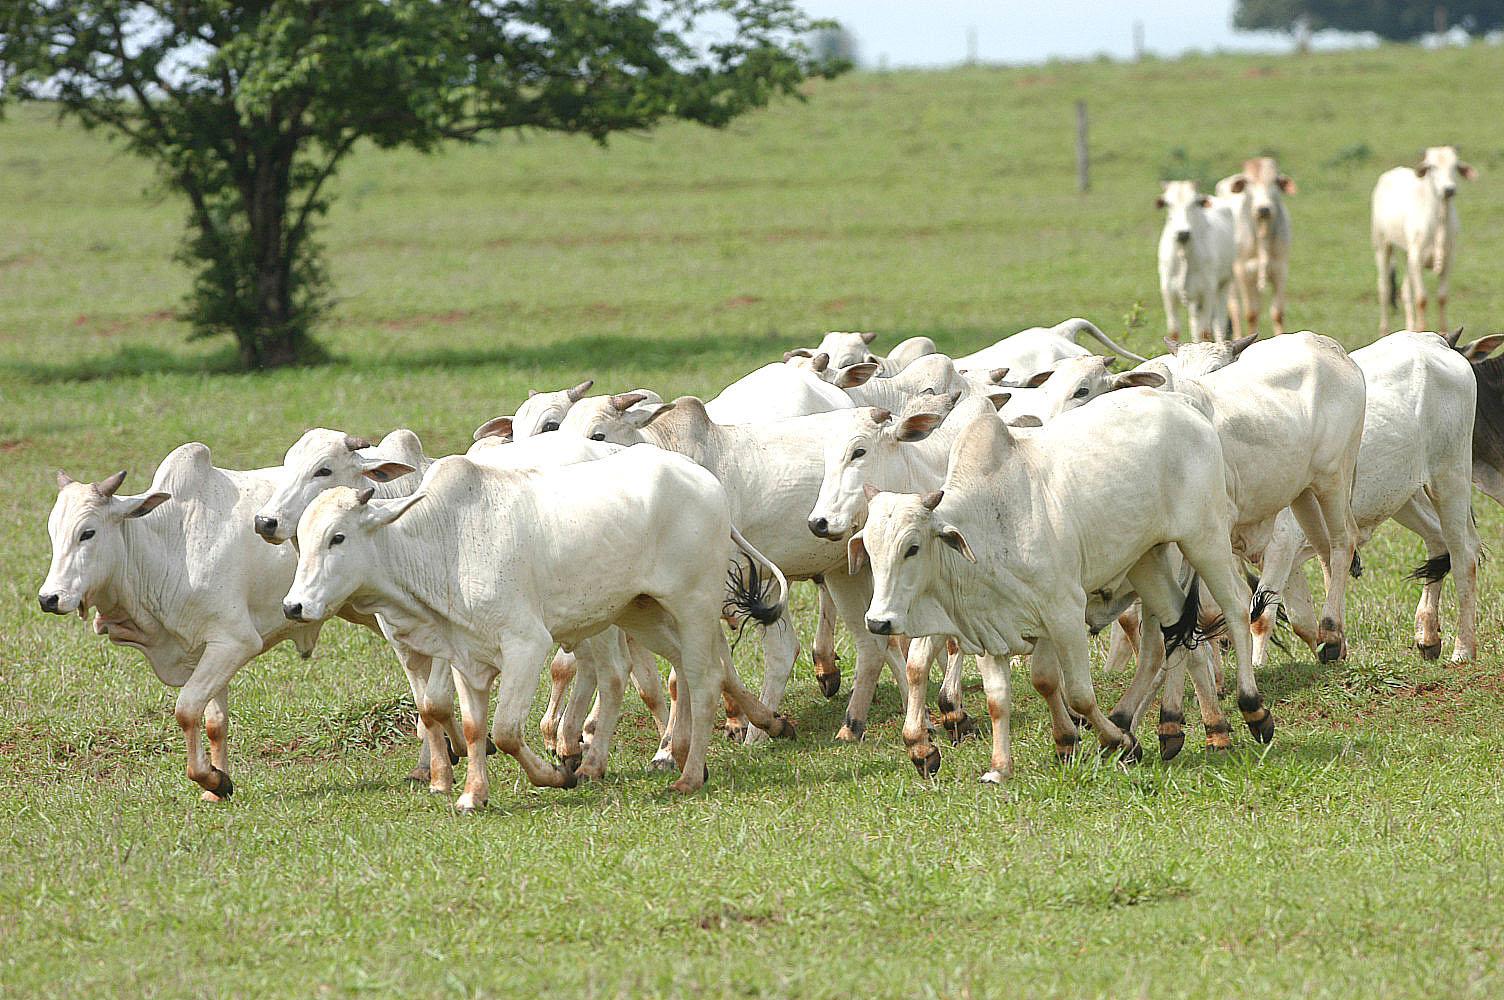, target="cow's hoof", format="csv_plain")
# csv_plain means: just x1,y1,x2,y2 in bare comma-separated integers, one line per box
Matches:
647,754,677,772
486,737,499,756
207,768,234,799
835,718,866,743
768,714,797,741
1418,641,1442,661
407,767,431,784
1245,710,1276,745
816,671,841,700
442,735,461,766
454,795,485,814
979,768,1010,785
1318,641,1343,663
560,751,582,773
945,714,977,745
724,721,748,744
1204,722,1233,752
560,766,579,791
1113,736,1142,765
911,746,942,778
1054,733,1081,761
1158,729,1185,762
